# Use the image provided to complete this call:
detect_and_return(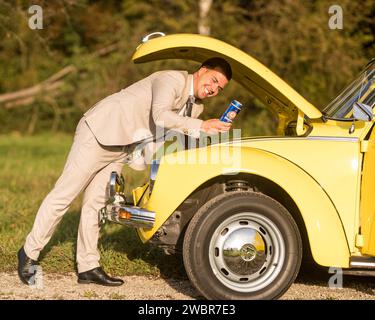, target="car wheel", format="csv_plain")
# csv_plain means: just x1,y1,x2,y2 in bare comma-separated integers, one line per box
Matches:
183,191,302,300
